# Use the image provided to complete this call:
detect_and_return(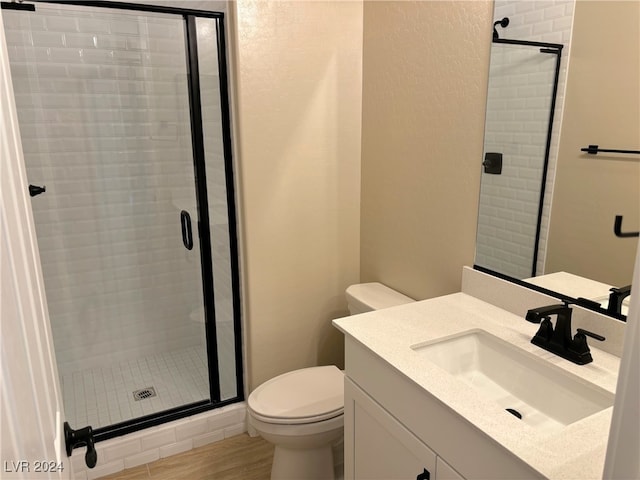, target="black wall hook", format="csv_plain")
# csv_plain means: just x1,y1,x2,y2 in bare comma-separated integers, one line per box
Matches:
614,215,640,238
